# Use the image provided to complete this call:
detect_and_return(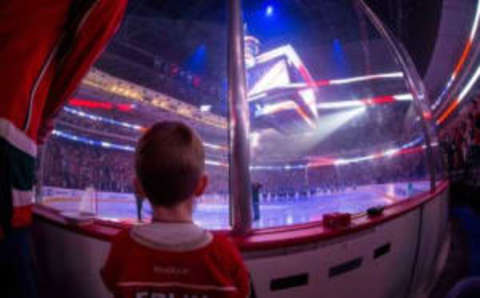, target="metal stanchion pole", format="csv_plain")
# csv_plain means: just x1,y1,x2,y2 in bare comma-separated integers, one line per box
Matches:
227,0,252,235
